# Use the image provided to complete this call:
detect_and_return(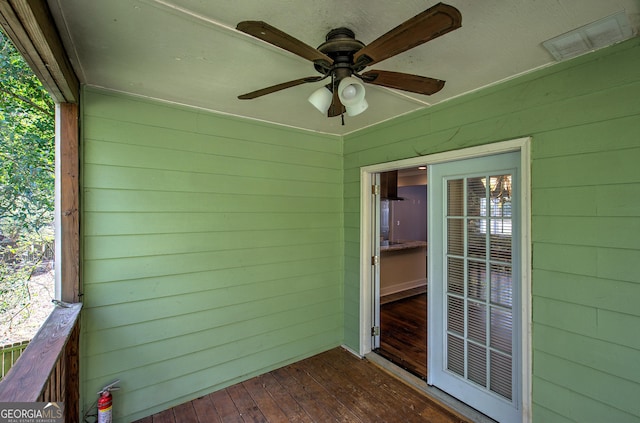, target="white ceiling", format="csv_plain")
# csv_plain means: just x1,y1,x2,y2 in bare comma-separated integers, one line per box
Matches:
47,0,639,136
